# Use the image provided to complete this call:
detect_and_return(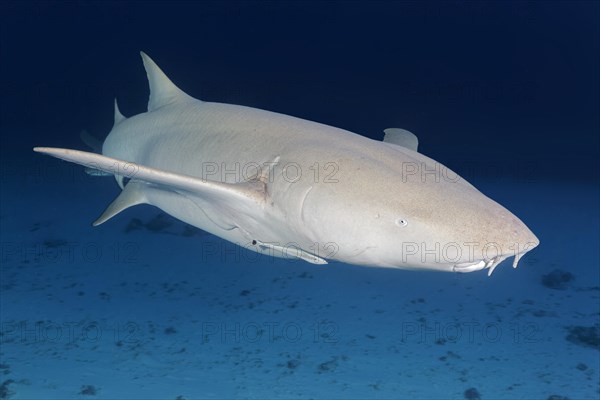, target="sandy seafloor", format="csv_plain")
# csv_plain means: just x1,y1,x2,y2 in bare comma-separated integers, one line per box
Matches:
0,151,598,399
